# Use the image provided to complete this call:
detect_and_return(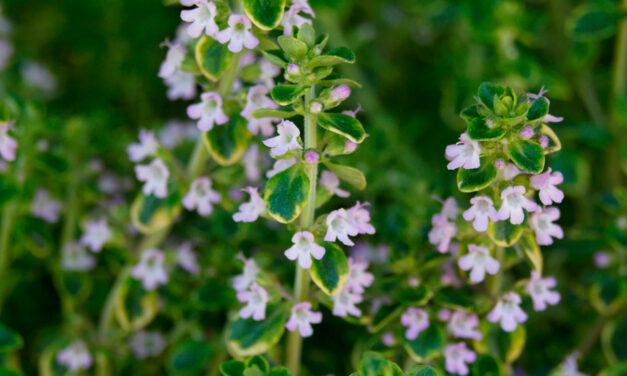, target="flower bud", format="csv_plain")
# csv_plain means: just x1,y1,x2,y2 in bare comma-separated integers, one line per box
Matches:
344,140,358,154
330,85,351,101
495,159,505,169
287,63,301,76
520,126,534,139
539,134,549,148
309,101,323,114
305,150,319,163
